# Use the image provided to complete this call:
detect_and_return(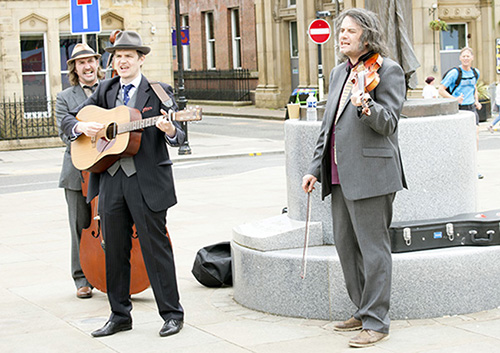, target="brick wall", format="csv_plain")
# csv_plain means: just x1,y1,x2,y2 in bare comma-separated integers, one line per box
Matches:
172,0,257,72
